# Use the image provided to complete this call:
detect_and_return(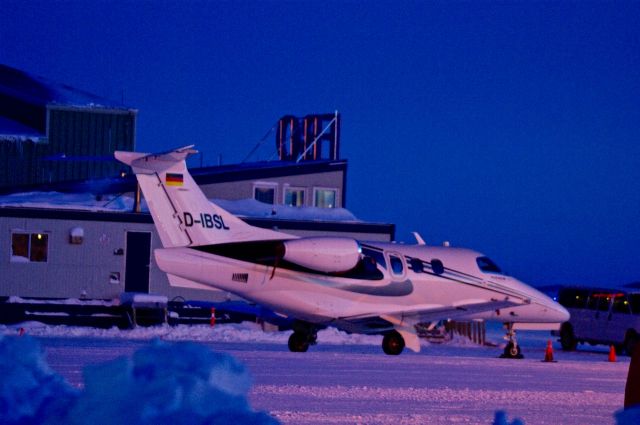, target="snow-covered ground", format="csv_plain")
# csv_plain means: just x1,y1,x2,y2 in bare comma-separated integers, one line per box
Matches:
1,322,635,424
